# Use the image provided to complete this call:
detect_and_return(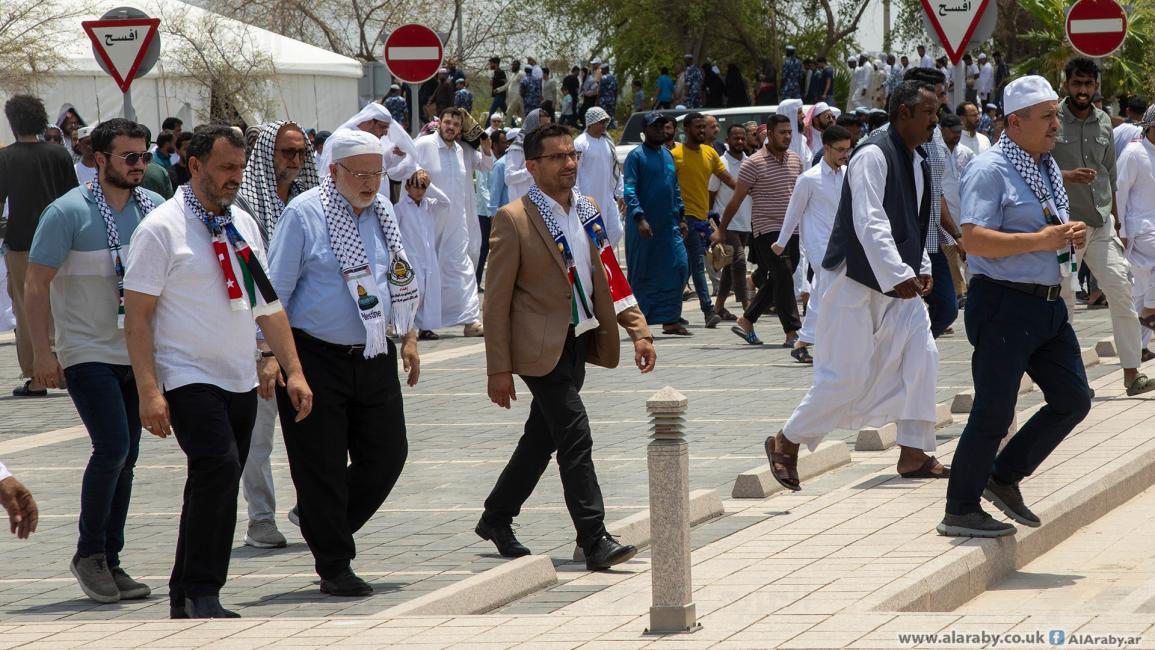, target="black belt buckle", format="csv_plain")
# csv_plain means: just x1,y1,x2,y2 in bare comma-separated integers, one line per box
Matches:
1044,285,1061,301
